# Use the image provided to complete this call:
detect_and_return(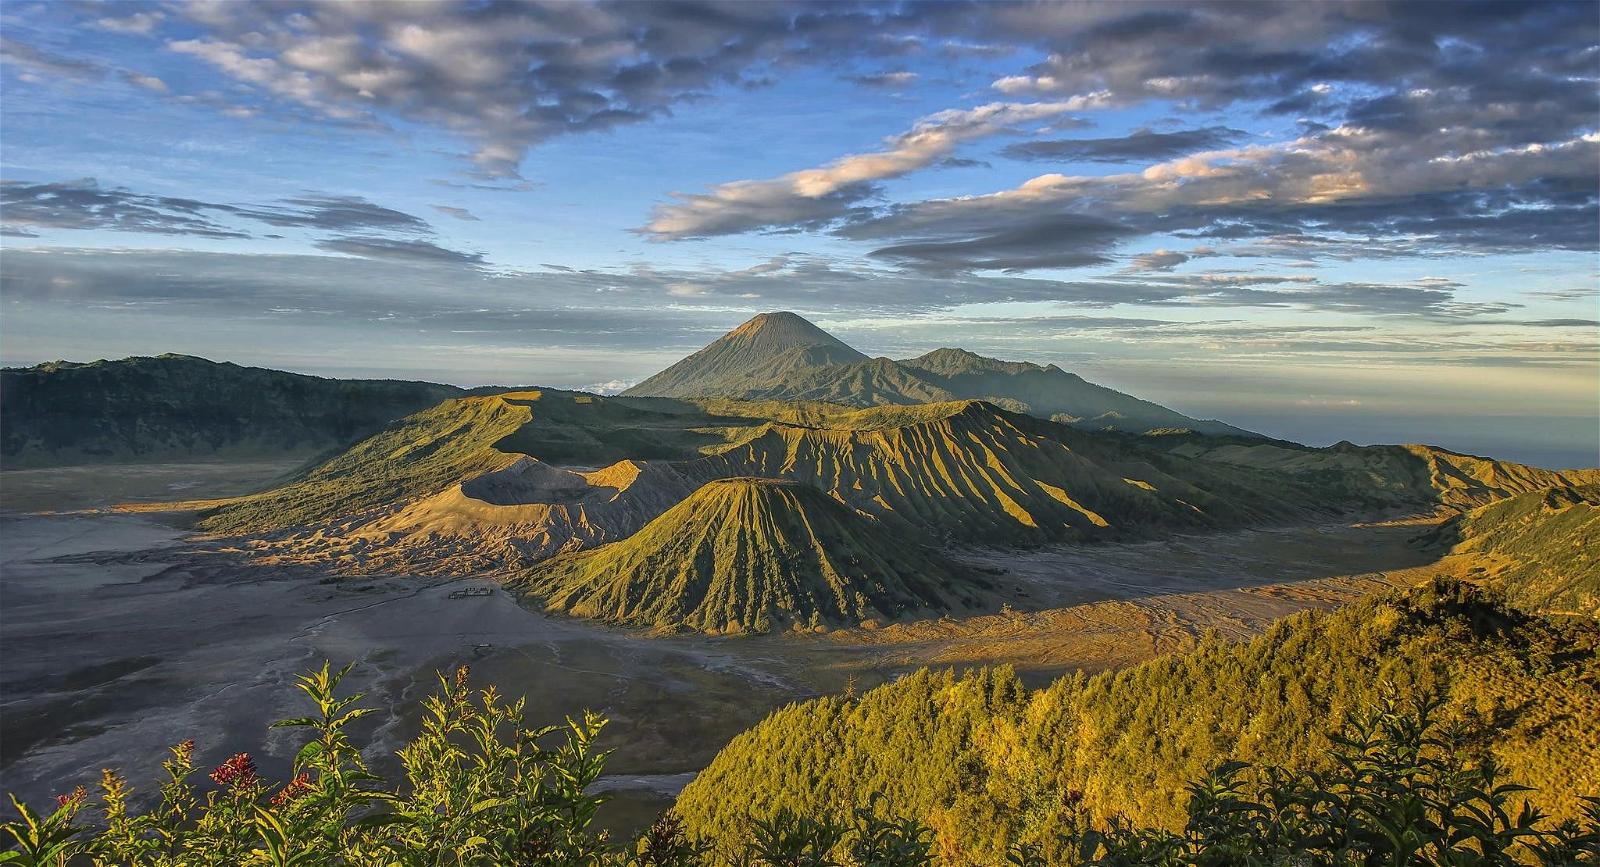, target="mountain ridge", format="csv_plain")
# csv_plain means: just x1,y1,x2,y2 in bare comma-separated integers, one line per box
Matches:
622,312,1254,437
0,354,480,467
